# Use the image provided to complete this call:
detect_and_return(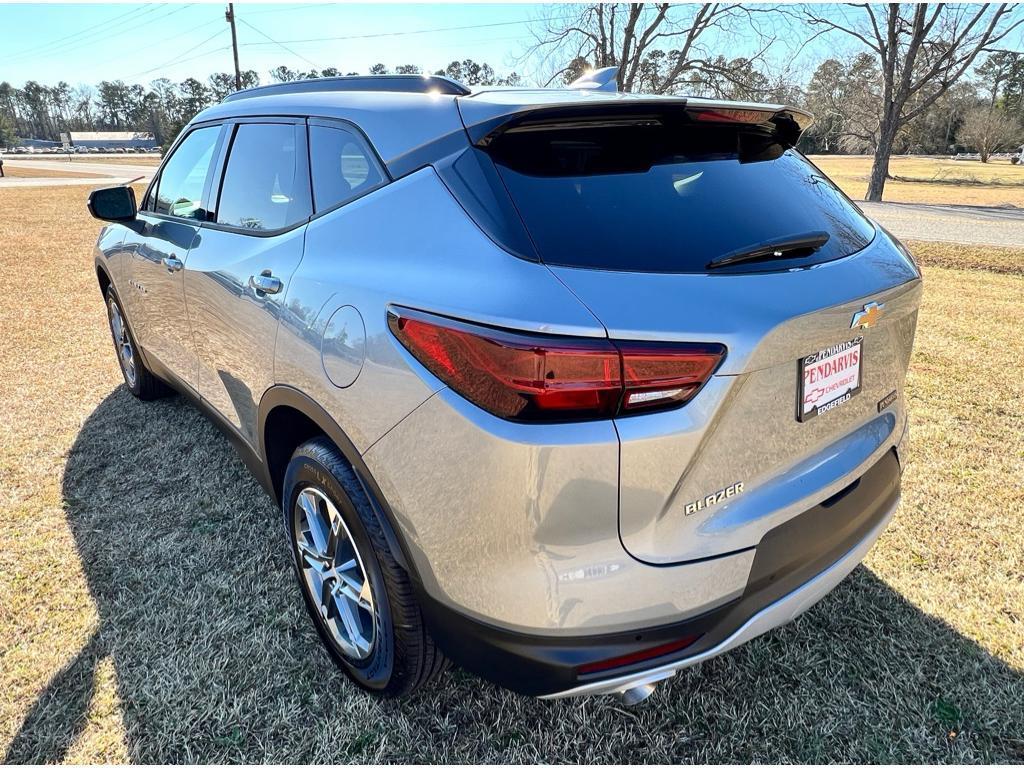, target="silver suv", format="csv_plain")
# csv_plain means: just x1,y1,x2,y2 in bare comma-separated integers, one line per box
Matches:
87,73,921,703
